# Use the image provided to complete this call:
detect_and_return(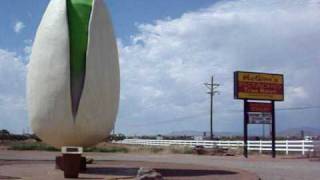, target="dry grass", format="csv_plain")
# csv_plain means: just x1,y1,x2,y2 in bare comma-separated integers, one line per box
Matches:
96,142,194,154
5,140,242,156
